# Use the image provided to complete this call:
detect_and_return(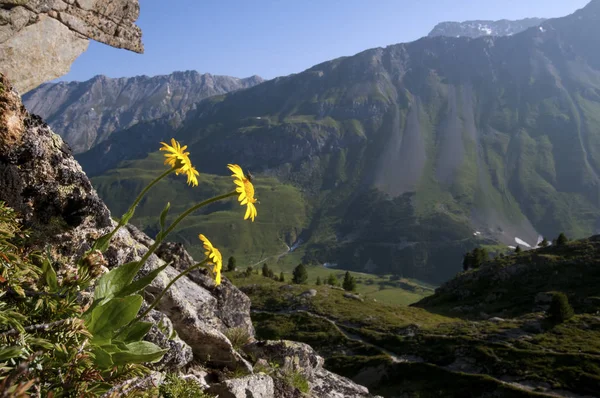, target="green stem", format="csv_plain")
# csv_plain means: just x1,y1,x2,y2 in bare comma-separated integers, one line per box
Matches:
128,167,175,216
133,260,208,324
102,167,175,245
136,190,237,267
